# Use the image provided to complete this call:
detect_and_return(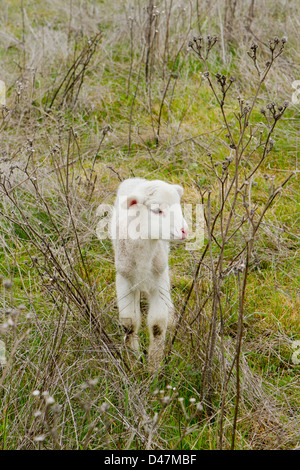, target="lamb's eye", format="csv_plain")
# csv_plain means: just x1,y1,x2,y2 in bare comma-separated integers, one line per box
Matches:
151,208,163,215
